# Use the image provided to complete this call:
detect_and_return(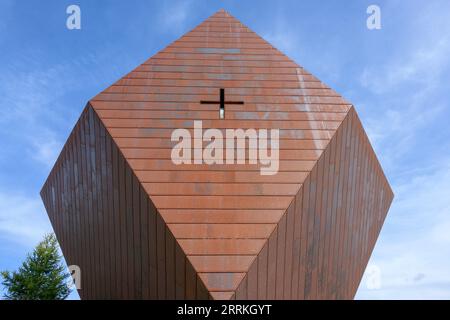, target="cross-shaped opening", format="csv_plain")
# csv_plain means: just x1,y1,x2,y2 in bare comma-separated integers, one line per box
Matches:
200,88,244,119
